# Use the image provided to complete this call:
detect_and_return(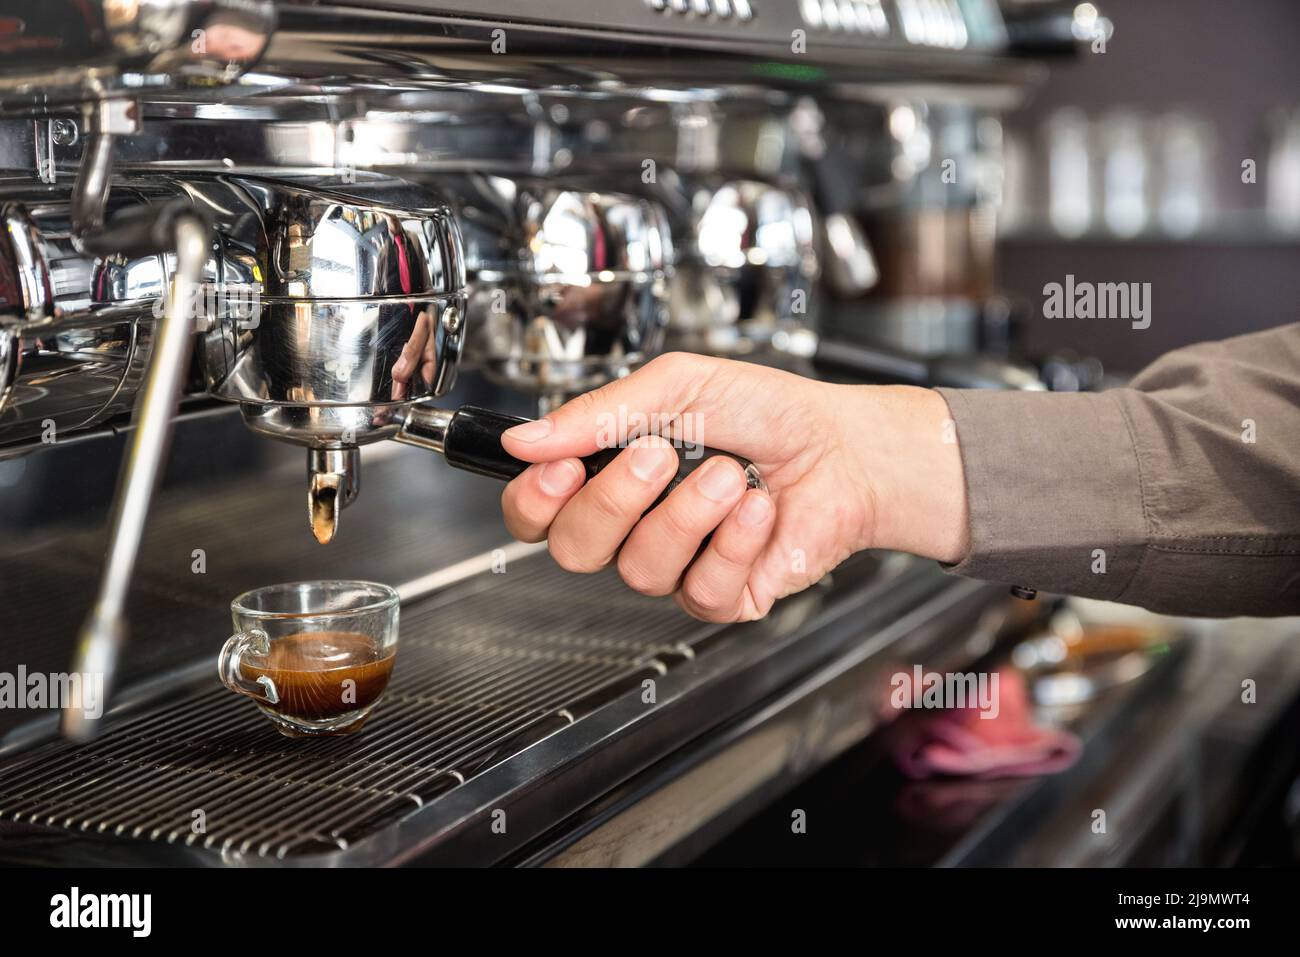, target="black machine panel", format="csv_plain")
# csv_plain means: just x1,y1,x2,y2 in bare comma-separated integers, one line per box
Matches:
323,0,1009,55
